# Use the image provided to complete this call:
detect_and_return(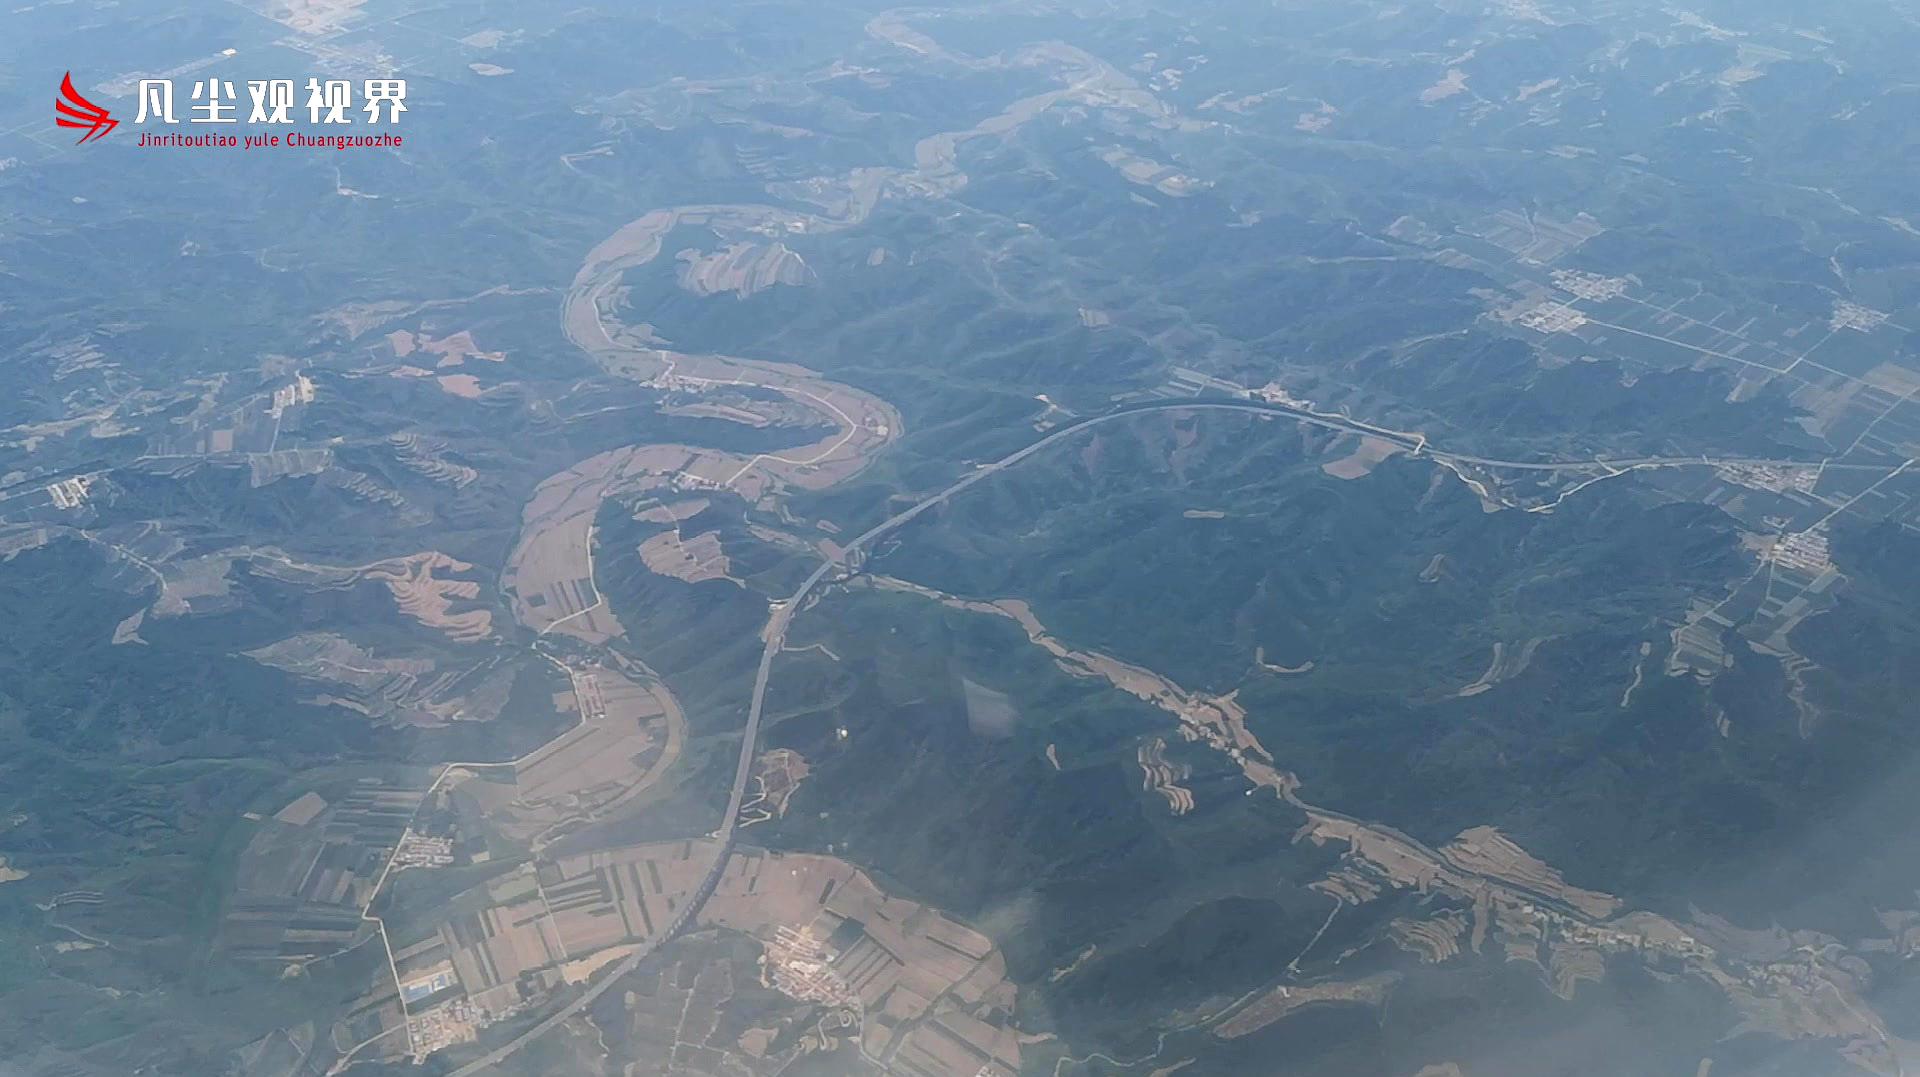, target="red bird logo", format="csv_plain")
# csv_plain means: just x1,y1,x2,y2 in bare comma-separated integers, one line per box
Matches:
55,72,118,144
